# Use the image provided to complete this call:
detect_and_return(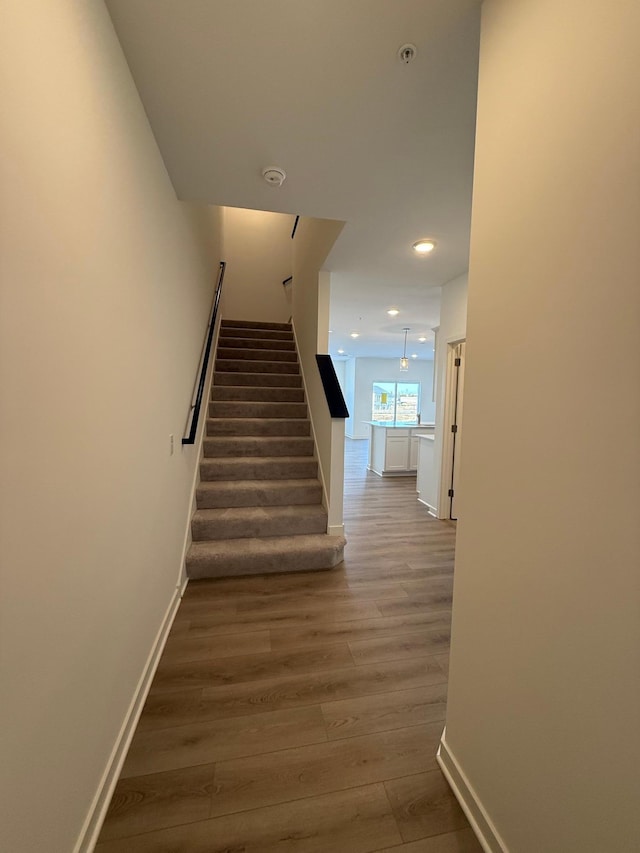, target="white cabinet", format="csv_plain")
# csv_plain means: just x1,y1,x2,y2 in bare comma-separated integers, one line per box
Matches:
385,434,410,470
367,424,434,476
